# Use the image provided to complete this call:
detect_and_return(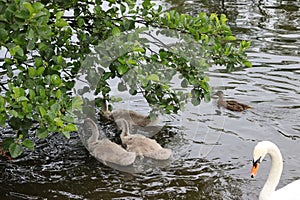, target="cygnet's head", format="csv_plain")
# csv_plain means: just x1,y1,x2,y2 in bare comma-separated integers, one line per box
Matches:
115,119,130,136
